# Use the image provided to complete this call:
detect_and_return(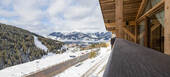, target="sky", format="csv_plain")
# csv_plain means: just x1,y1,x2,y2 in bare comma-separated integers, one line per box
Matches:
0,0,106,36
